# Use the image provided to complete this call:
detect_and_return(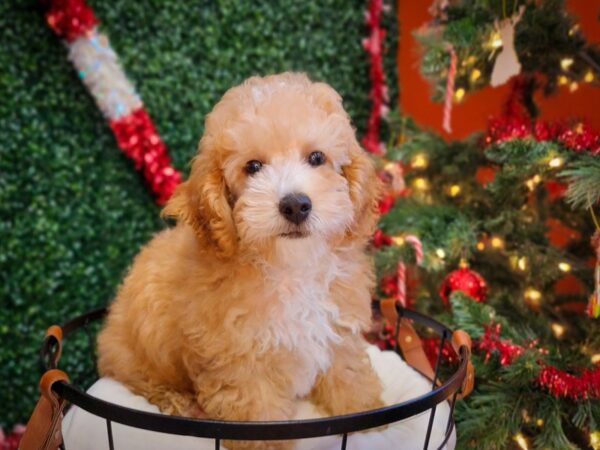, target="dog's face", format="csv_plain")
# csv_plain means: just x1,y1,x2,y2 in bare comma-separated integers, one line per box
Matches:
163,73,379,257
